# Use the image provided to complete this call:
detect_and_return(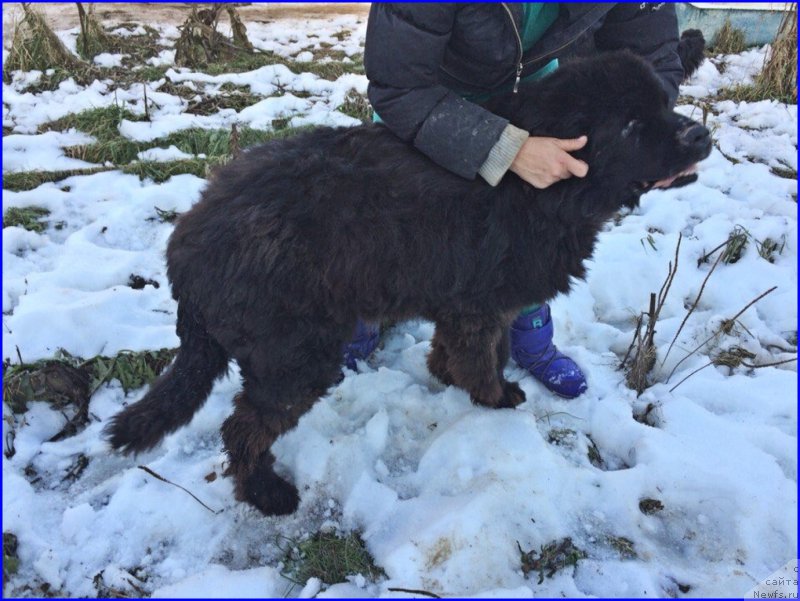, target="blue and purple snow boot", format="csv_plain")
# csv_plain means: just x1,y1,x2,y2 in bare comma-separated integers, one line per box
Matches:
342,319,380,370
510,303,587,399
